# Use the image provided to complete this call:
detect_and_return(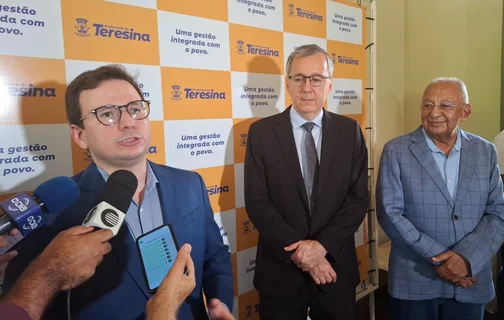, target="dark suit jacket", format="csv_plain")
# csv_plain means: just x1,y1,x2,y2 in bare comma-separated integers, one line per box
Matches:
4,161,233,320
244,107,368,297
